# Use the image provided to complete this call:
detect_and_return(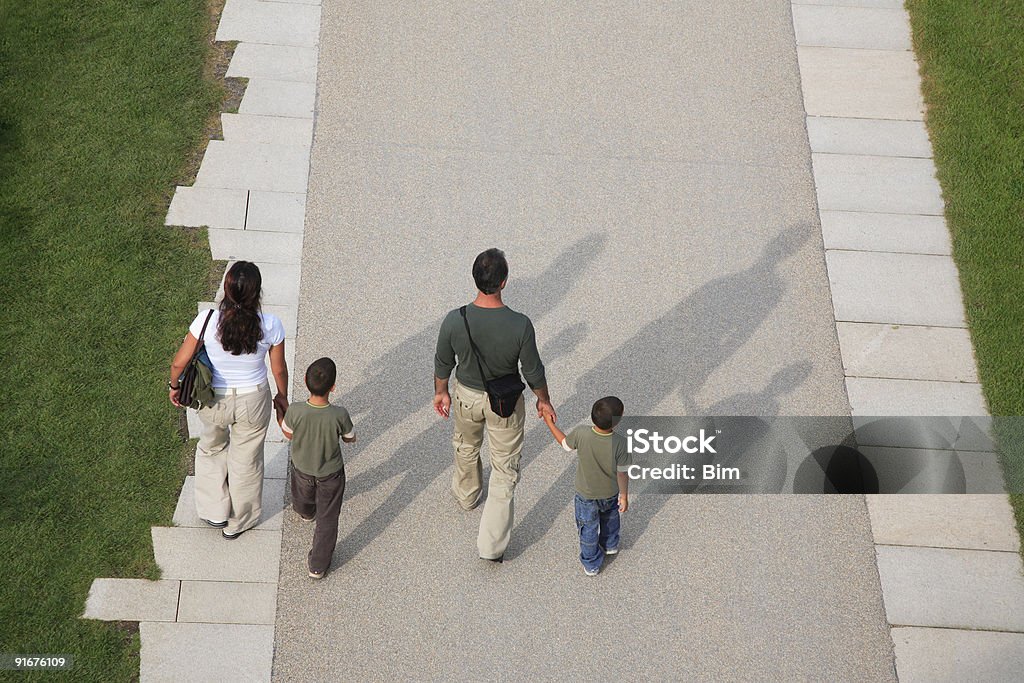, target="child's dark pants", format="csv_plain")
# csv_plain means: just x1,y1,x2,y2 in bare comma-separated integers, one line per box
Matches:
291,466,346,573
